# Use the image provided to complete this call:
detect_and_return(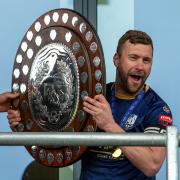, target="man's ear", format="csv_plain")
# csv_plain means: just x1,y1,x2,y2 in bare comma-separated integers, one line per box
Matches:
113,53,119,67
